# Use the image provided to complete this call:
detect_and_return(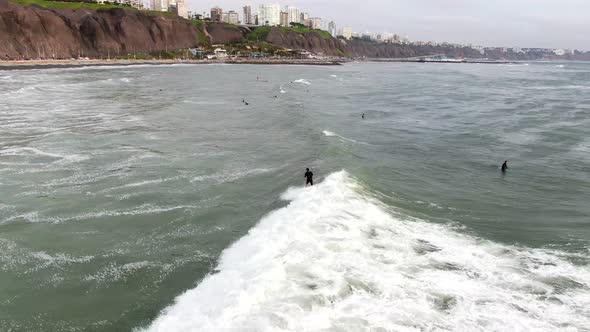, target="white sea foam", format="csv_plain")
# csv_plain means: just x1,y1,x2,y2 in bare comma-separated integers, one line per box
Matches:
294,79,311,85
72,204,197,221
2,212,65,225
529,85,590,90
31,251,94,265
322,130,365,144
190,168,273,184
144,172,590,332
0,147,63,158
84,261,153,283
